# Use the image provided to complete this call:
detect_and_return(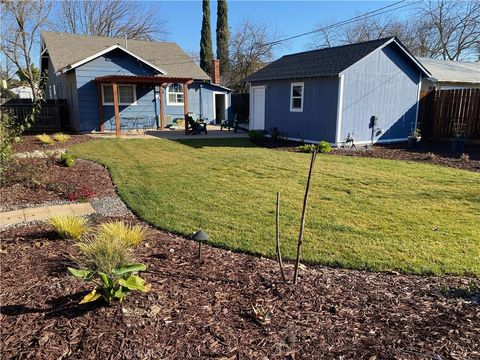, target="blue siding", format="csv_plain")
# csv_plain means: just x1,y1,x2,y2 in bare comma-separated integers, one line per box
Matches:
255,78,339,143
75,48,157,132
71,48,230,132
340,43,421,143
163,82,230,123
